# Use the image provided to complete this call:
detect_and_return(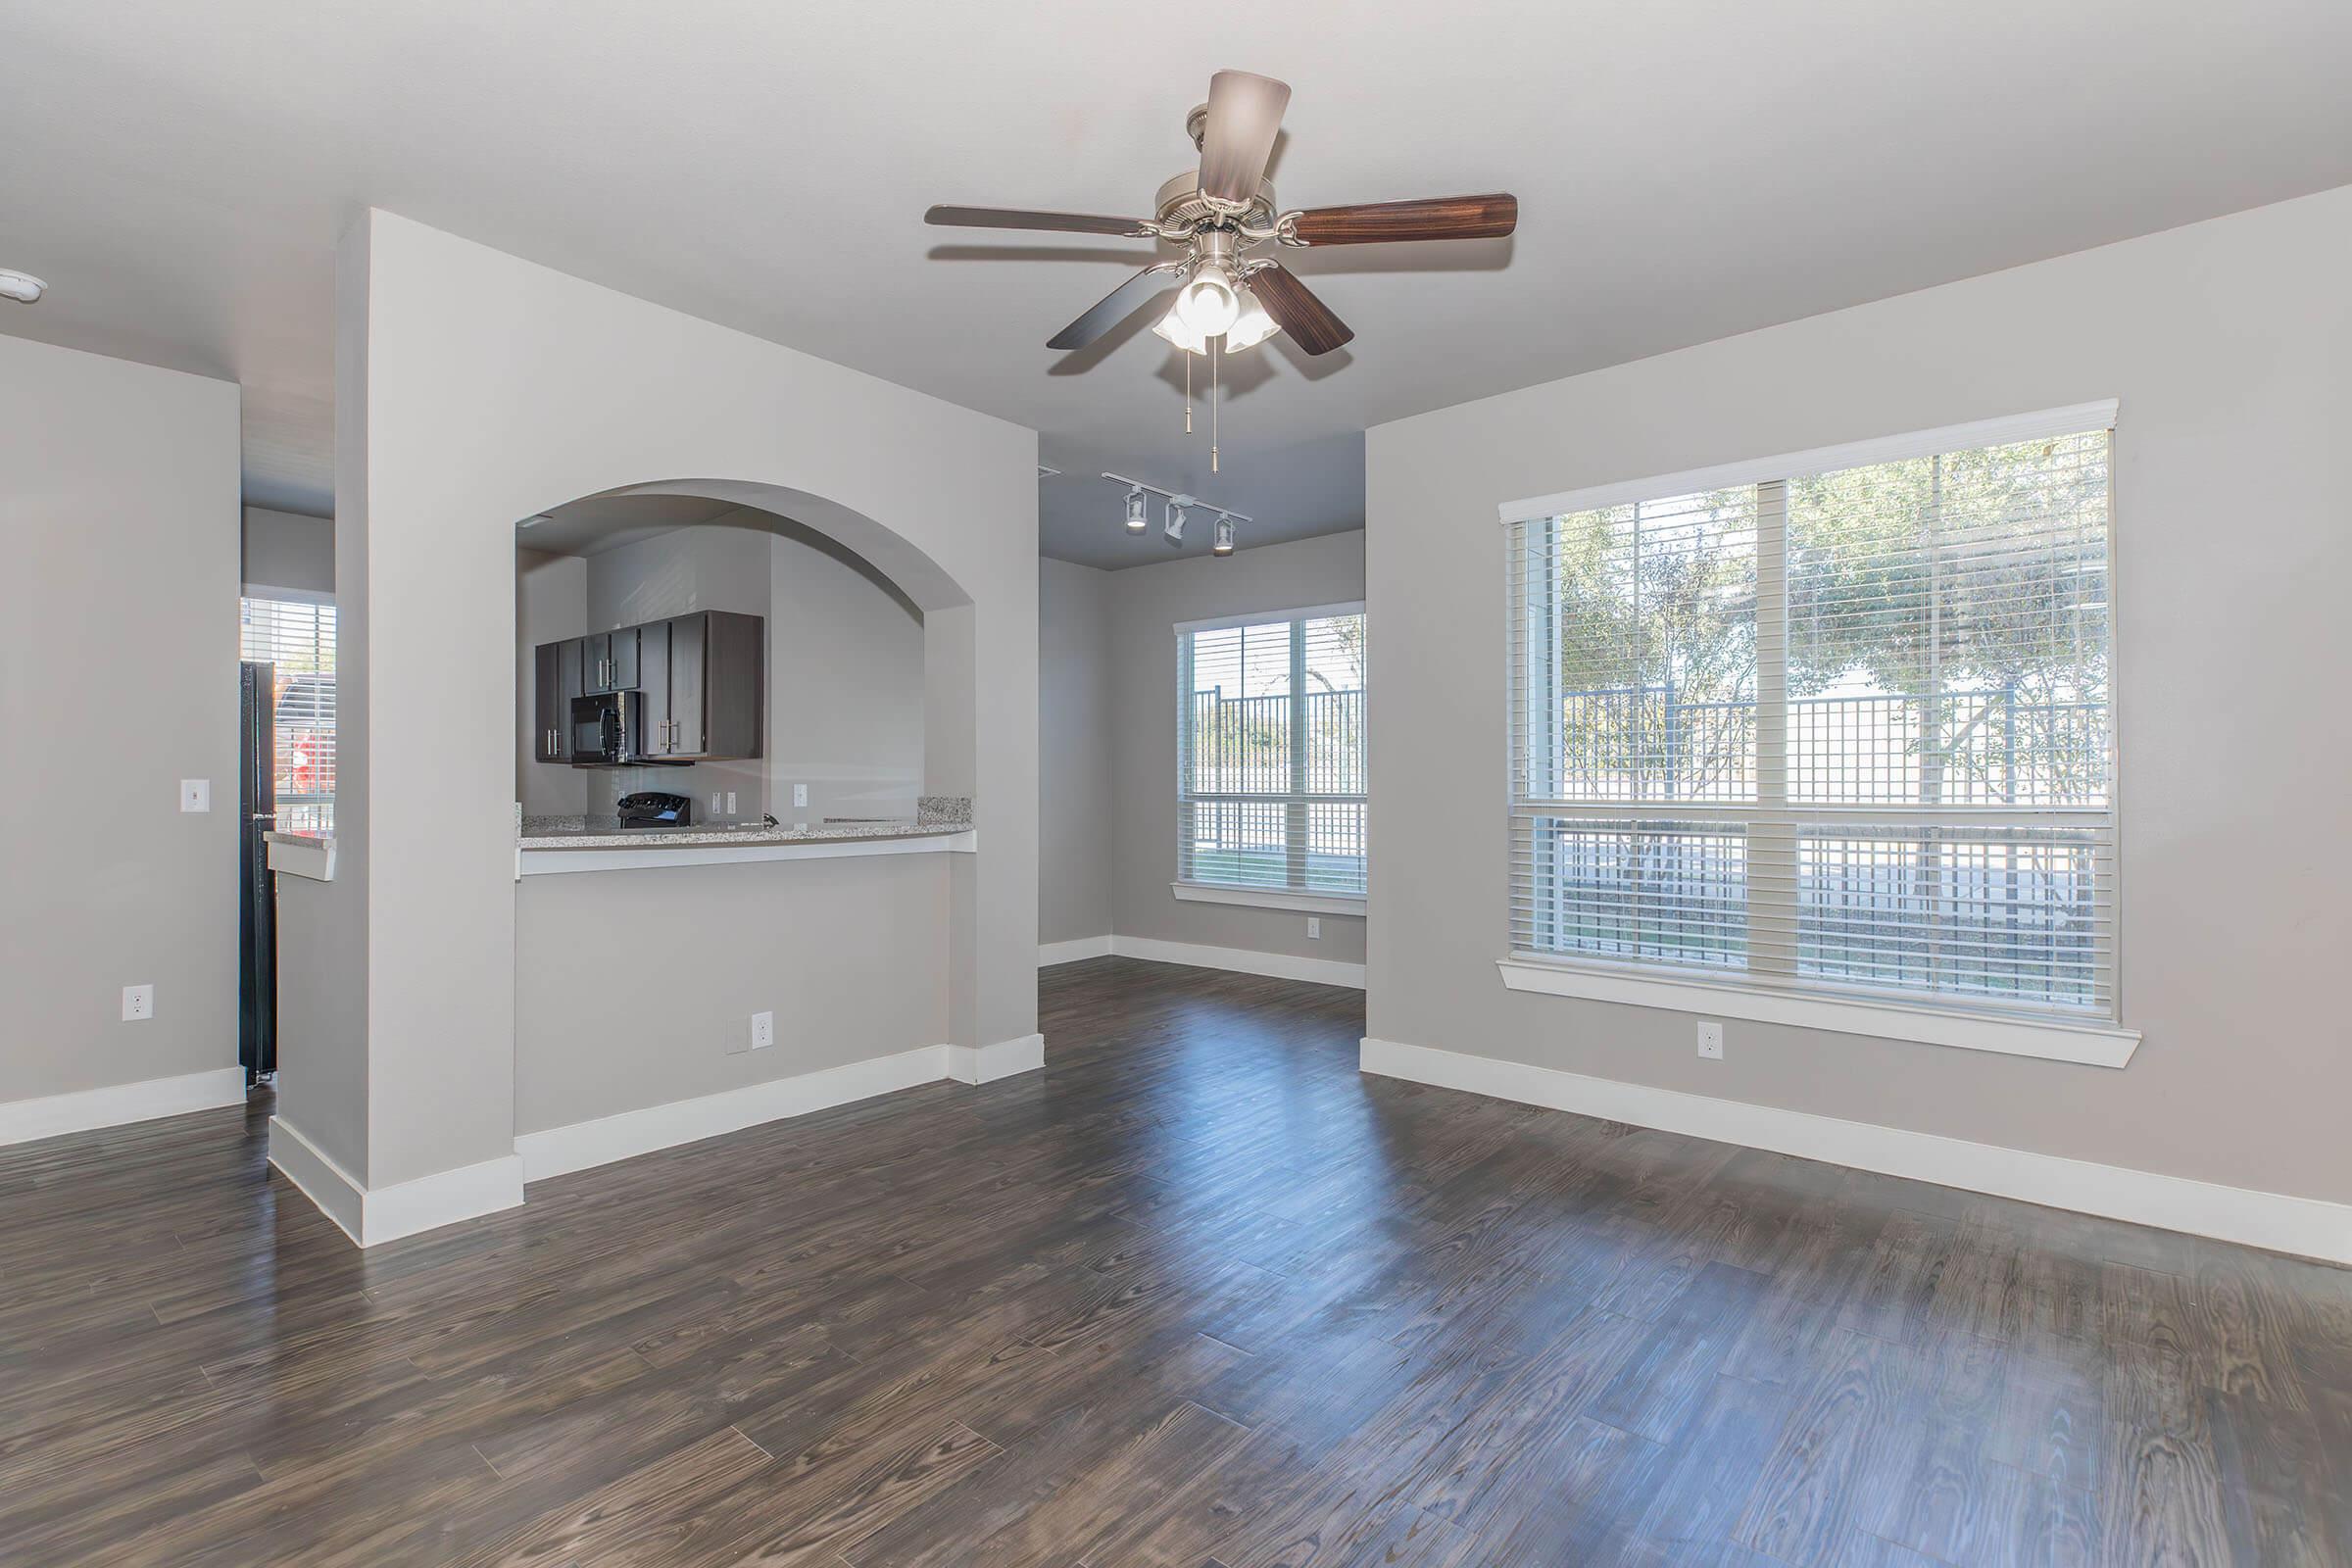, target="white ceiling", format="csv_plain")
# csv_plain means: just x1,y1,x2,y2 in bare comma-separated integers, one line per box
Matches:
3,2,2347,569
